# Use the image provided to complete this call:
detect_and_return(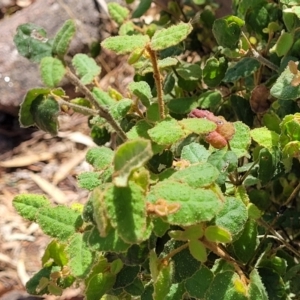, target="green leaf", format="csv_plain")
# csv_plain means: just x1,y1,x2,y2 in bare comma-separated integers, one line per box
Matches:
110,99,132,121
88,227,130,253
128,81,152,107
146,103,161,122
113,139,153,187
176,63,202,81
188,239,207,262
205,225,232,243
40,57,65,87
250,127,279,151
232,220,258,264
229,122,251,158
132,0,152,18
179,118,217,135
19,88,64,128
212,18,242,49
52,19,76,57
148,117,185,145
135,57,178,75
167,96,199,114
271,32,294,57
248,269,269,300
203,57,228,87
153,218,170,237
165,283,186,300
206,271,248,300
13,23,52,62
114,265,140,289
36,206,82,241
77,172,101,191
42,240,68,267
30,96,60,135
108,2,129,25
72,54,101,85
198,90,222,109
147,181,222,226
215,197,248,239
153,263,173,300
223,58,261,82
270,63,300,100
92,88,116,106
258,148,276,185
13,194,51,221
181,142,210,163
86,147,114,170
185,265,214,298
102,35,150,55
150,22,193,51
85,273,116,300
169,163,220,188
66,233,95,278
104,182,149,244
